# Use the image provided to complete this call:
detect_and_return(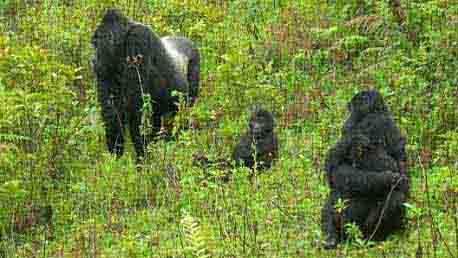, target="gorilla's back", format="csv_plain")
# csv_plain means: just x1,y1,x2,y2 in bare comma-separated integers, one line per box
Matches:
161,37,191,78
